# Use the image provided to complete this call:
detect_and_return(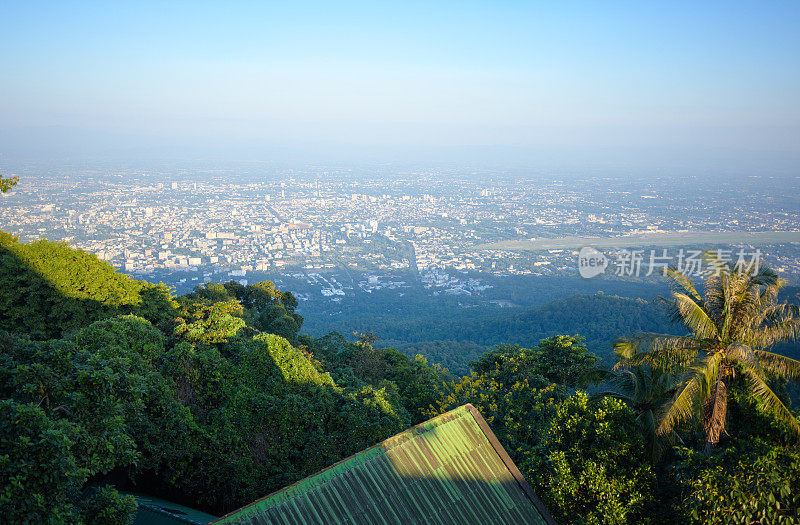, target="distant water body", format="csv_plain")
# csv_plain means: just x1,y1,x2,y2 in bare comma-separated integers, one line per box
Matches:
482,230,800,250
